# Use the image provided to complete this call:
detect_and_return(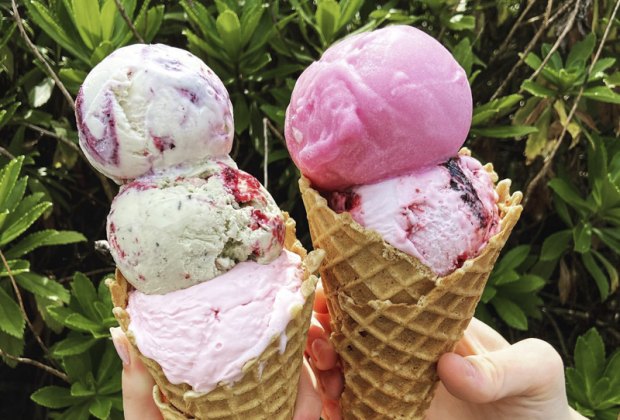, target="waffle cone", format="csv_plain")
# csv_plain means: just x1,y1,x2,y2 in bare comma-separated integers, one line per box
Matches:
108,215,323,419
299,152,523,419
